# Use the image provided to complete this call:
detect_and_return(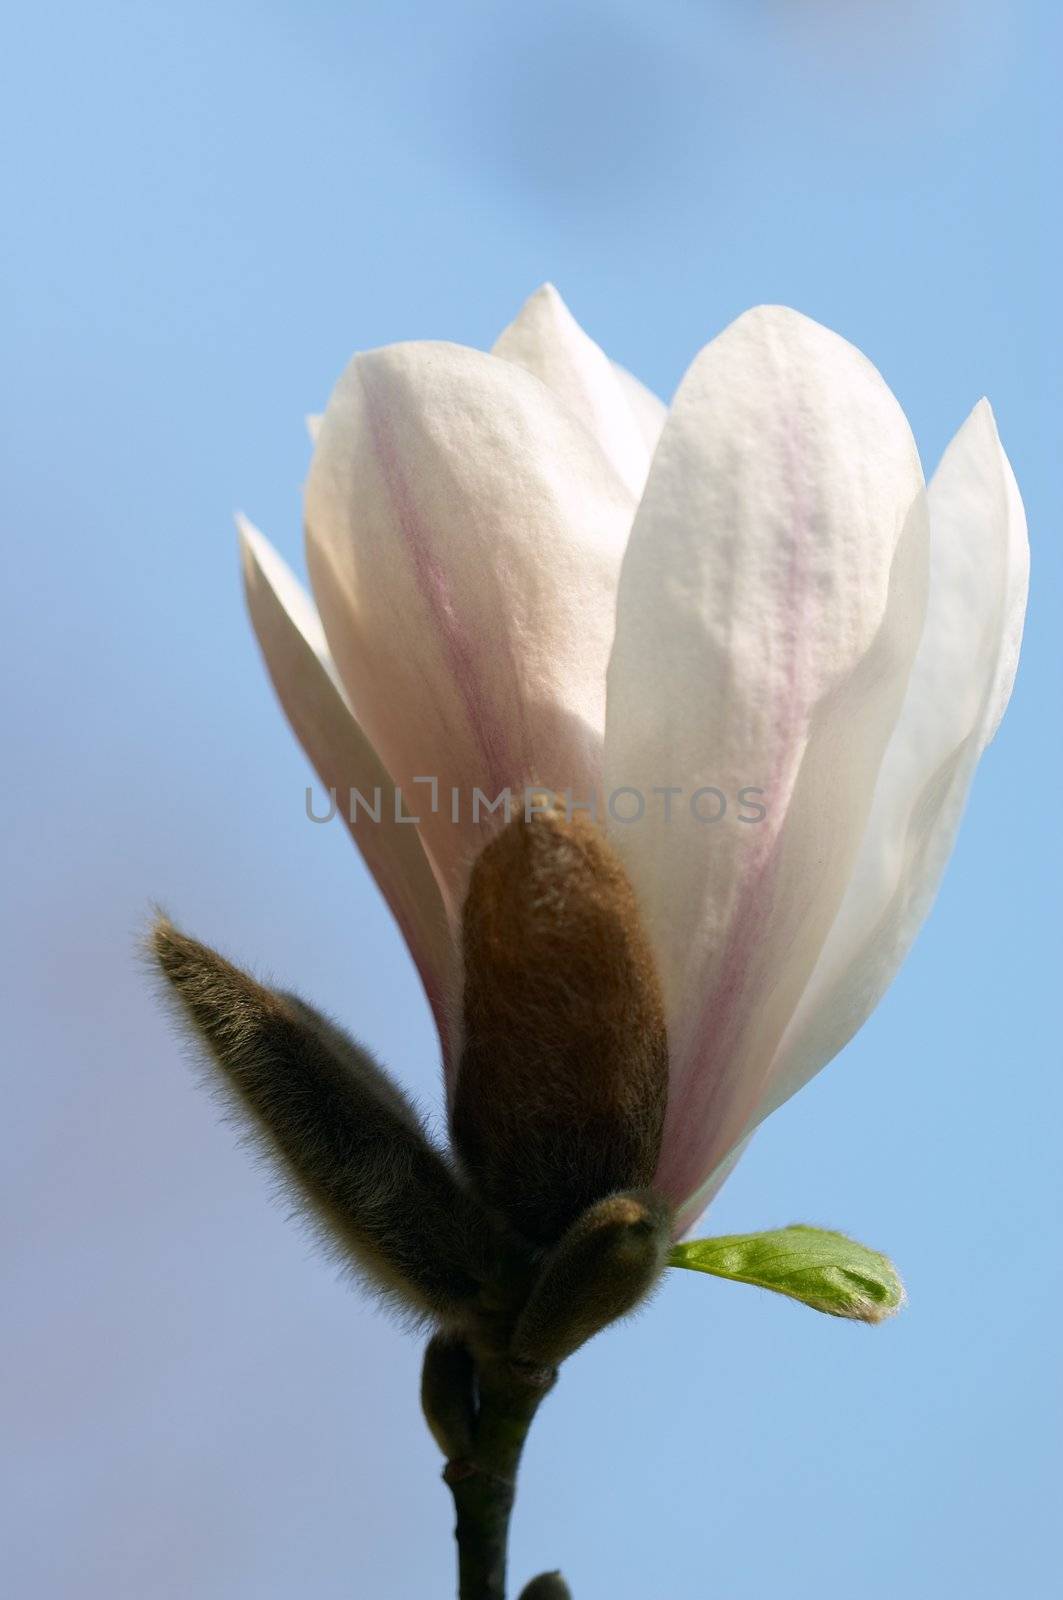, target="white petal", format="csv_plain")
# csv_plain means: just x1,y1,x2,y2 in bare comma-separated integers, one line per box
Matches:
602,306,929,1224
492,284,655,496
611,359,668,457
982,440,1029,744
304,339,637,931
755,402,1029,1139
677,1136,752,1240
238,515,455,1055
